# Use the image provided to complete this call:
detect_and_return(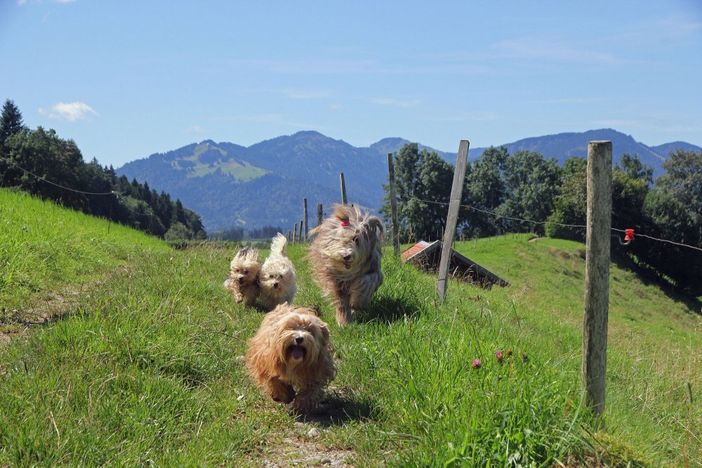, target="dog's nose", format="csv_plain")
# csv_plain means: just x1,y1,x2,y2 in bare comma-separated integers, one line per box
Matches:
343,254,351,261
295,336,304,344
273,282,279,289
238,277,244,284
